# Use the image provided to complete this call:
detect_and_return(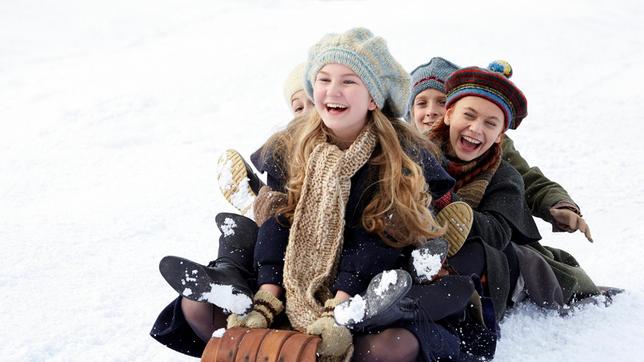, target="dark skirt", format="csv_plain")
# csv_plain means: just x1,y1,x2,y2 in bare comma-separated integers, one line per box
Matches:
150,296,206,358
